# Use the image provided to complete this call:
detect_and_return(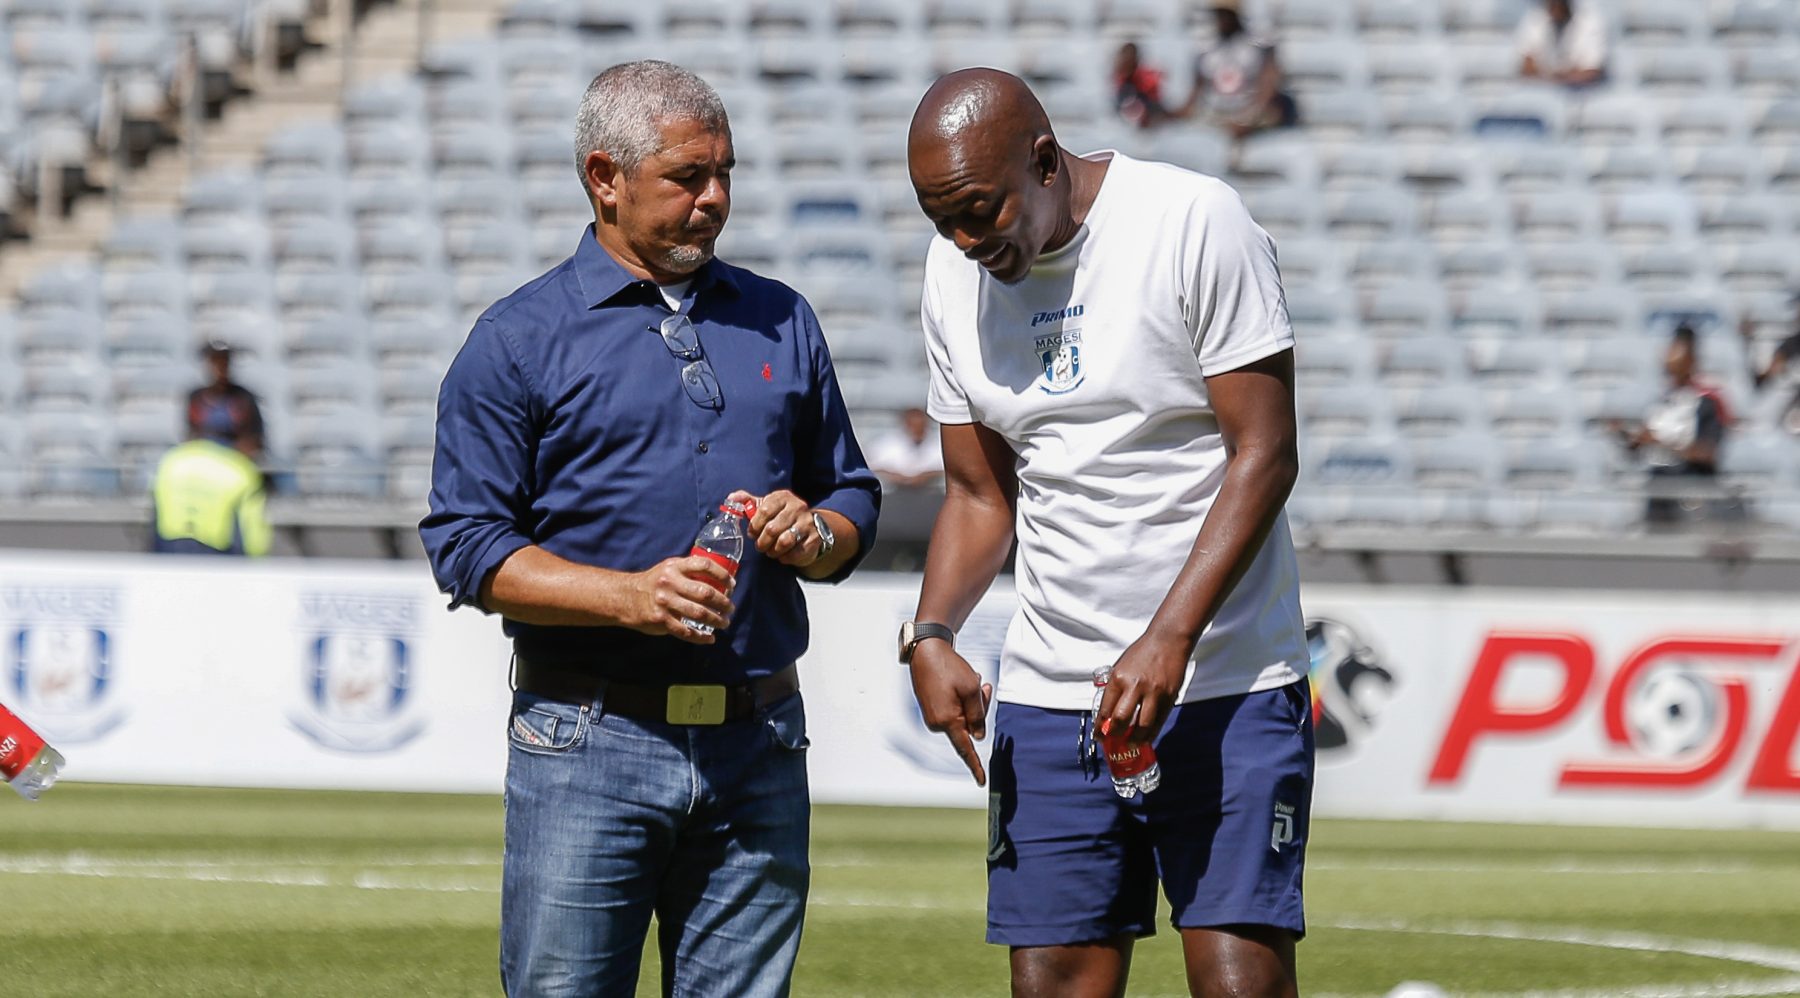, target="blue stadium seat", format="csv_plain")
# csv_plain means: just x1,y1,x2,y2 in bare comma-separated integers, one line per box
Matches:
1299,386,1394,437
106,316,190,369
102,215,185,271
1620,1,1706,44
1409,430,1502,490
1303,434,1414,488
1450,285,1543,339
1381,337,1467,388
1503,435,1613,491
1675,146,1763,195
1354,0,1441,39
1487,384,1577,437
101,268,190,321
183,170,262,222
263,122,349,178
